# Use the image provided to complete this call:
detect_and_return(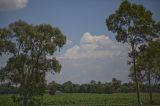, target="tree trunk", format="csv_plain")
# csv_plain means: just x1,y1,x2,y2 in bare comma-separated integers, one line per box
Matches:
132,44,141,106
133,57,141,106
148,71,153,104
23,93,28,106
23,97,27,106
